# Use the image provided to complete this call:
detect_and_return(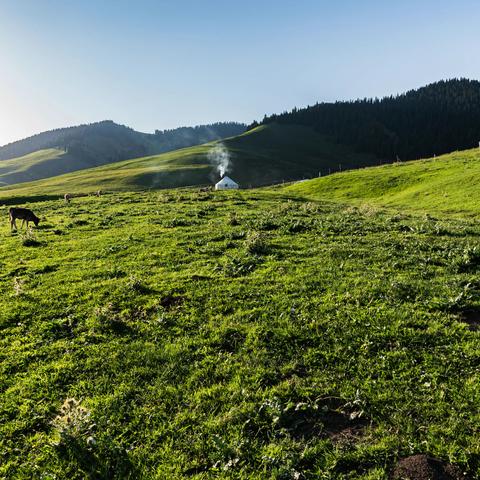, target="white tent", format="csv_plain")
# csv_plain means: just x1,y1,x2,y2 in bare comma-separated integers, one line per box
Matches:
215,176,239,190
